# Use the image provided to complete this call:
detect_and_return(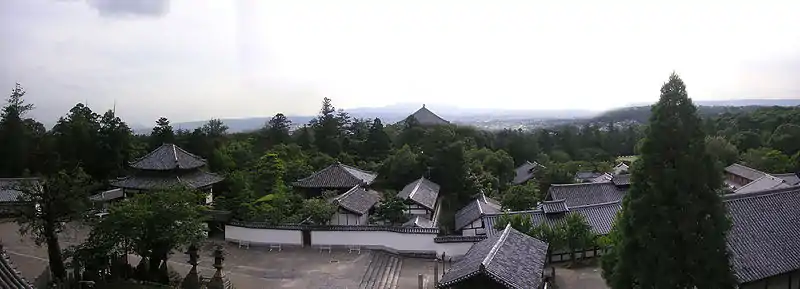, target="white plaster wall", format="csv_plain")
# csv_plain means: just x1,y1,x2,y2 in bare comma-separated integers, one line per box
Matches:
311,230,473,257
330,213,361,225
461,219,485,236
225,225,302,245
